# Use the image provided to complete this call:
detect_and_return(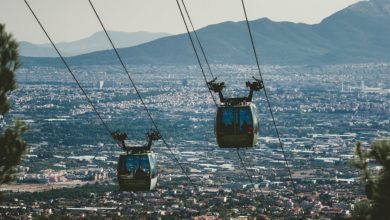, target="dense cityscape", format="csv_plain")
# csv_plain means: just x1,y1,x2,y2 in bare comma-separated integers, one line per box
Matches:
0,62,389,219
